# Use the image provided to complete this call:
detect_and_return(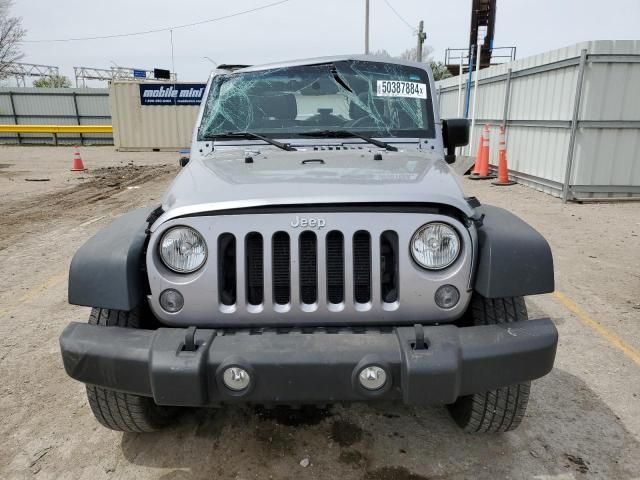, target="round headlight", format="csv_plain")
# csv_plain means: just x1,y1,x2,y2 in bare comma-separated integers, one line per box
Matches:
159,226,207,273
410,222,460,270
